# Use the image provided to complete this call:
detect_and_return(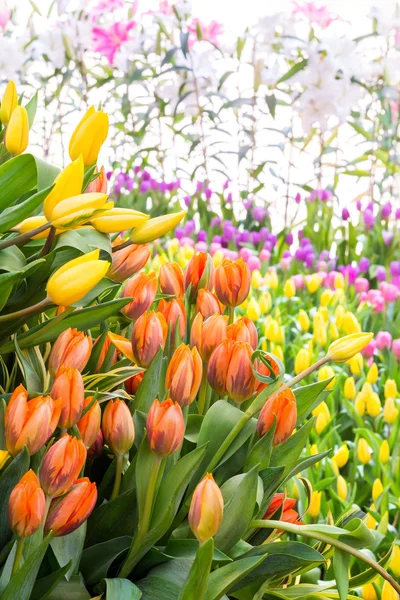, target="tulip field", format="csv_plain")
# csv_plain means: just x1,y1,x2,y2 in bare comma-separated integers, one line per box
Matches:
0,1,400,599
